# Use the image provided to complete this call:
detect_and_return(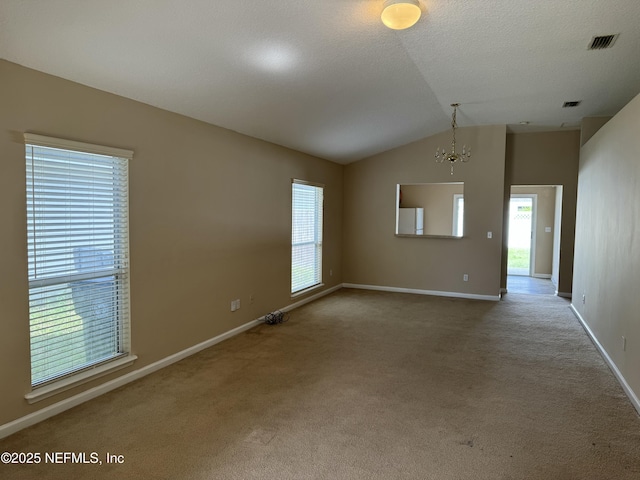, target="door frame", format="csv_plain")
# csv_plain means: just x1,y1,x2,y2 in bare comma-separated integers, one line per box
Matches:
508,193,537,276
